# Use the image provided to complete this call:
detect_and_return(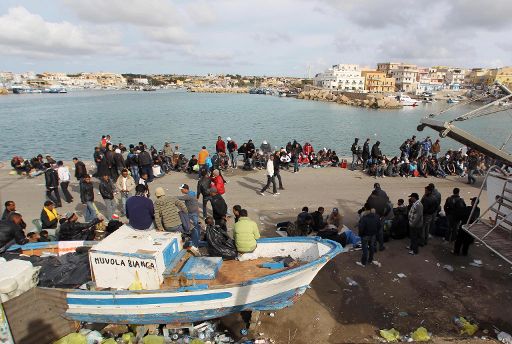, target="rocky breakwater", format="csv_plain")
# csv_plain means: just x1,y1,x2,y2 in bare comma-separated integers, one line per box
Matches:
189,87,248,94
297,90,401,109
